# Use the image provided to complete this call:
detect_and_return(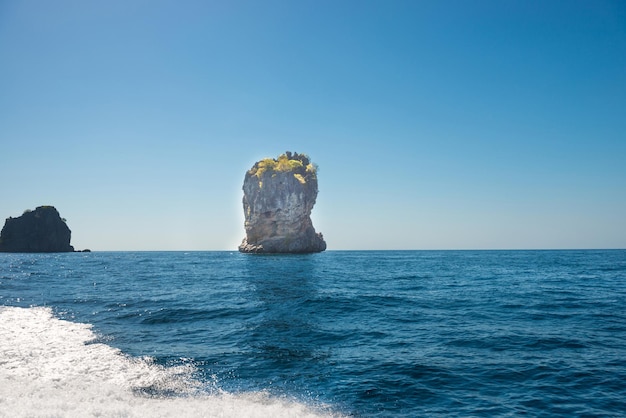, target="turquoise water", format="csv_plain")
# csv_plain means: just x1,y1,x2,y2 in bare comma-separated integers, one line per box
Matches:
1,250,625,416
